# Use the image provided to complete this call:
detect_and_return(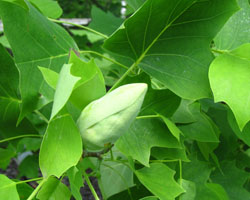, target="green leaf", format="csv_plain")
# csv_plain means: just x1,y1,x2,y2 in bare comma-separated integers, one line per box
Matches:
136,163,184,200
178,103,219,142
38,67,59,90
68,51,106,111
18,155,39,179
67,166,83,200
0,0,78,123
29,0,63,19
104,0,239,99
126,0,145,11
39,115,82,178
159,115,181,141
0,44,38,143
209,43,250,130
179,179,196,200
227,109,250,146
89,6,123,36
205,183,229,200
0,174,19,200
140,89,181,118
116,118,181,166
140,197,159,200
99,161,134,199
16,183,34,200
0,147,16,169
214,0,249,50
37,176,71,200
50,64,80,119
210,161,250,200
